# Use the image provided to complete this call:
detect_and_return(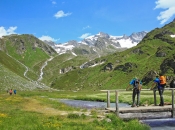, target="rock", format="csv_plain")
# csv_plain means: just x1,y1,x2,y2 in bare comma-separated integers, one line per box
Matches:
160,58,175,74
156,52,166,57
132,48,144,55
103,63,113,71
114,62,137,72
105,118,111,122
142,70,158,85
